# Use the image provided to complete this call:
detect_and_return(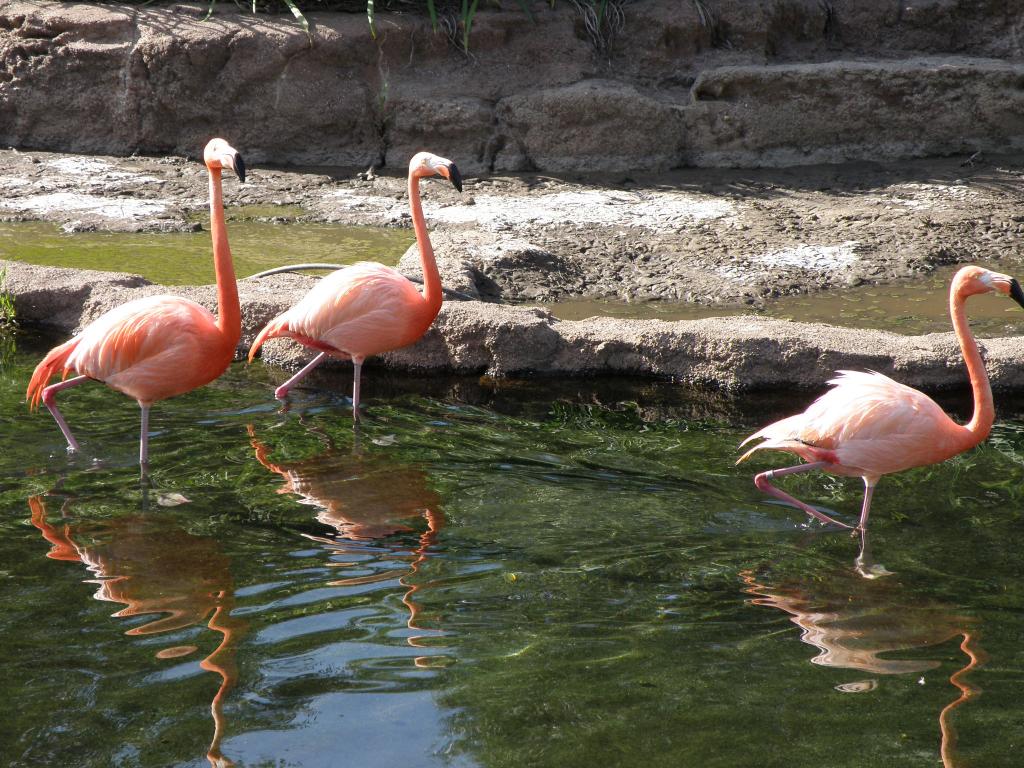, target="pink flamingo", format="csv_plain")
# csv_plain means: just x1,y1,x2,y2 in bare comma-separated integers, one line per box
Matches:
247,152,461,419
26,138,245,469
739,265,1024,532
